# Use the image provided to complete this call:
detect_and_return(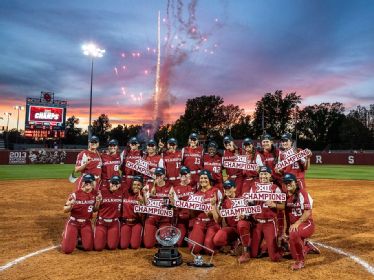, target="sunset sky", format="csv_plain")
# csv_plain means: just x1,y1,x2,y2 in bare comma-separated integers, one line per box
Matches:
1,0,373,130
